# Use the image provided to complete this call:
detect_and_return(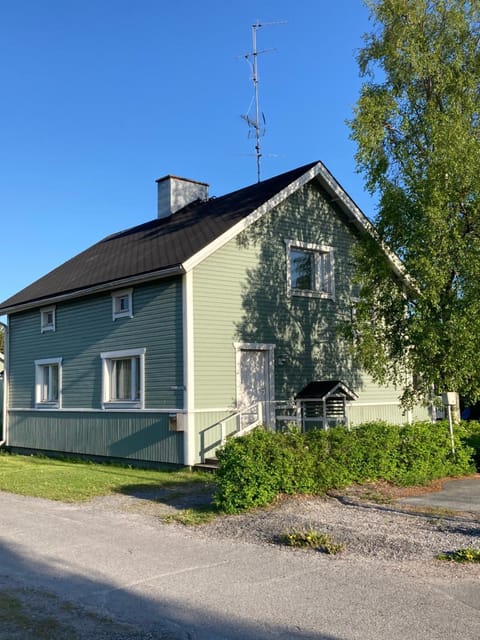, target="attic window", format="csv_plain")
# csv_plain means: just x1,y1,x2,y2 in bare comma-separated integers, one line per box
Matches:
40,306,56,333
112,289,133,320
285,240,334,299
